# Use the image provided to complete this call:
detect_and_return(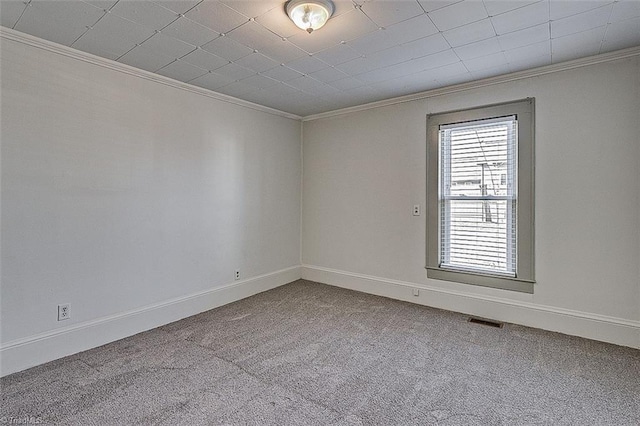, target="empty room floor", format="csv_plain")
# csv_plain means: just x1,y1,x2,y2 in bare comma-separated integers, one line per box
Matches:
2,280,639,425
